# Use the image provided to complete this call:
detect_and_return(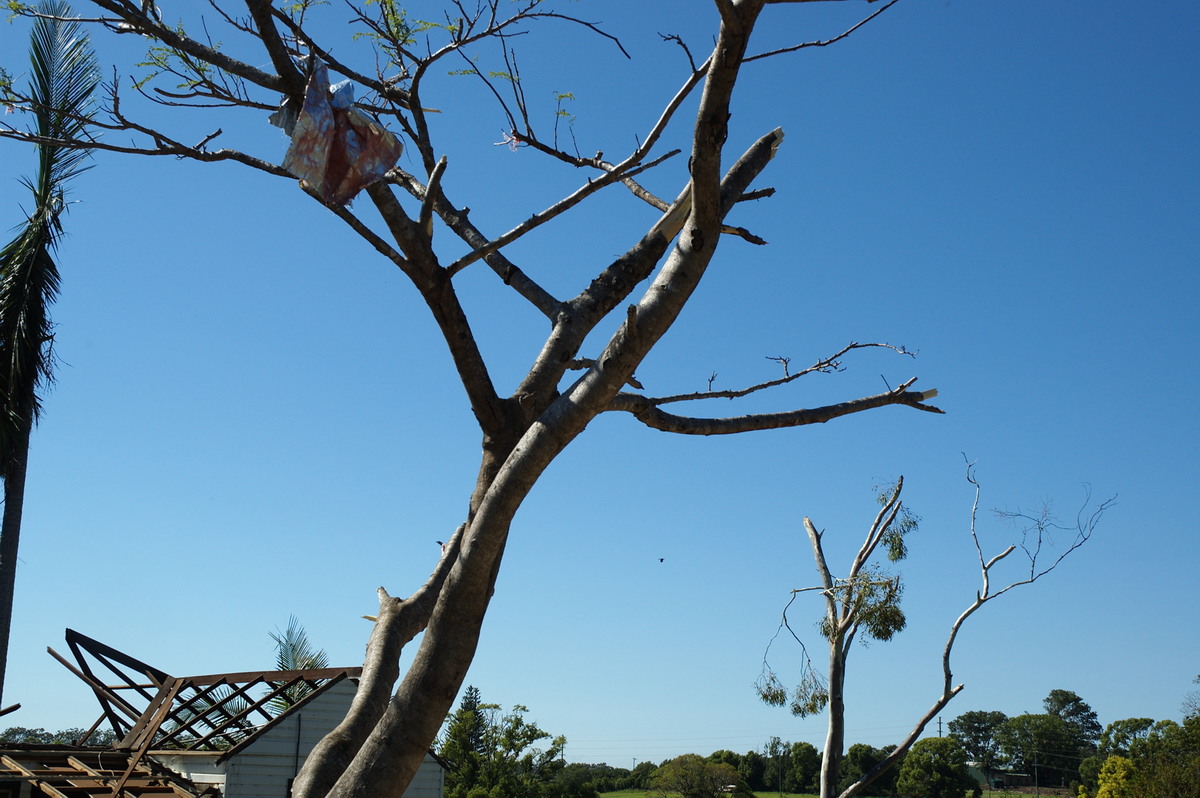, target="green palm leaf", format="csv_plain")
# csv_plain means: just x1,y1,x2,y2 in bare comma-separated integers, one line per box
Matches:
268,616,331,712
0,0,98,464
